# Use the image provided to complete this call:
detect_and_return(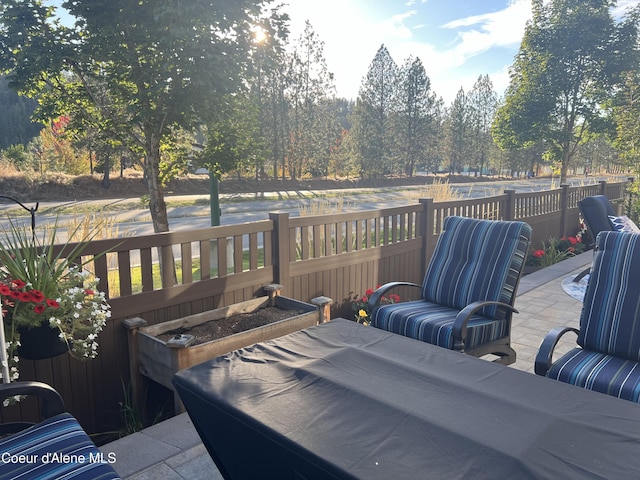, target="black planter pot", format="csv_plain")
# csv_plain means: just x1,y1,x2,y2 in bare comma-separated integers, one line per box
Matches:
17,324,69,360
